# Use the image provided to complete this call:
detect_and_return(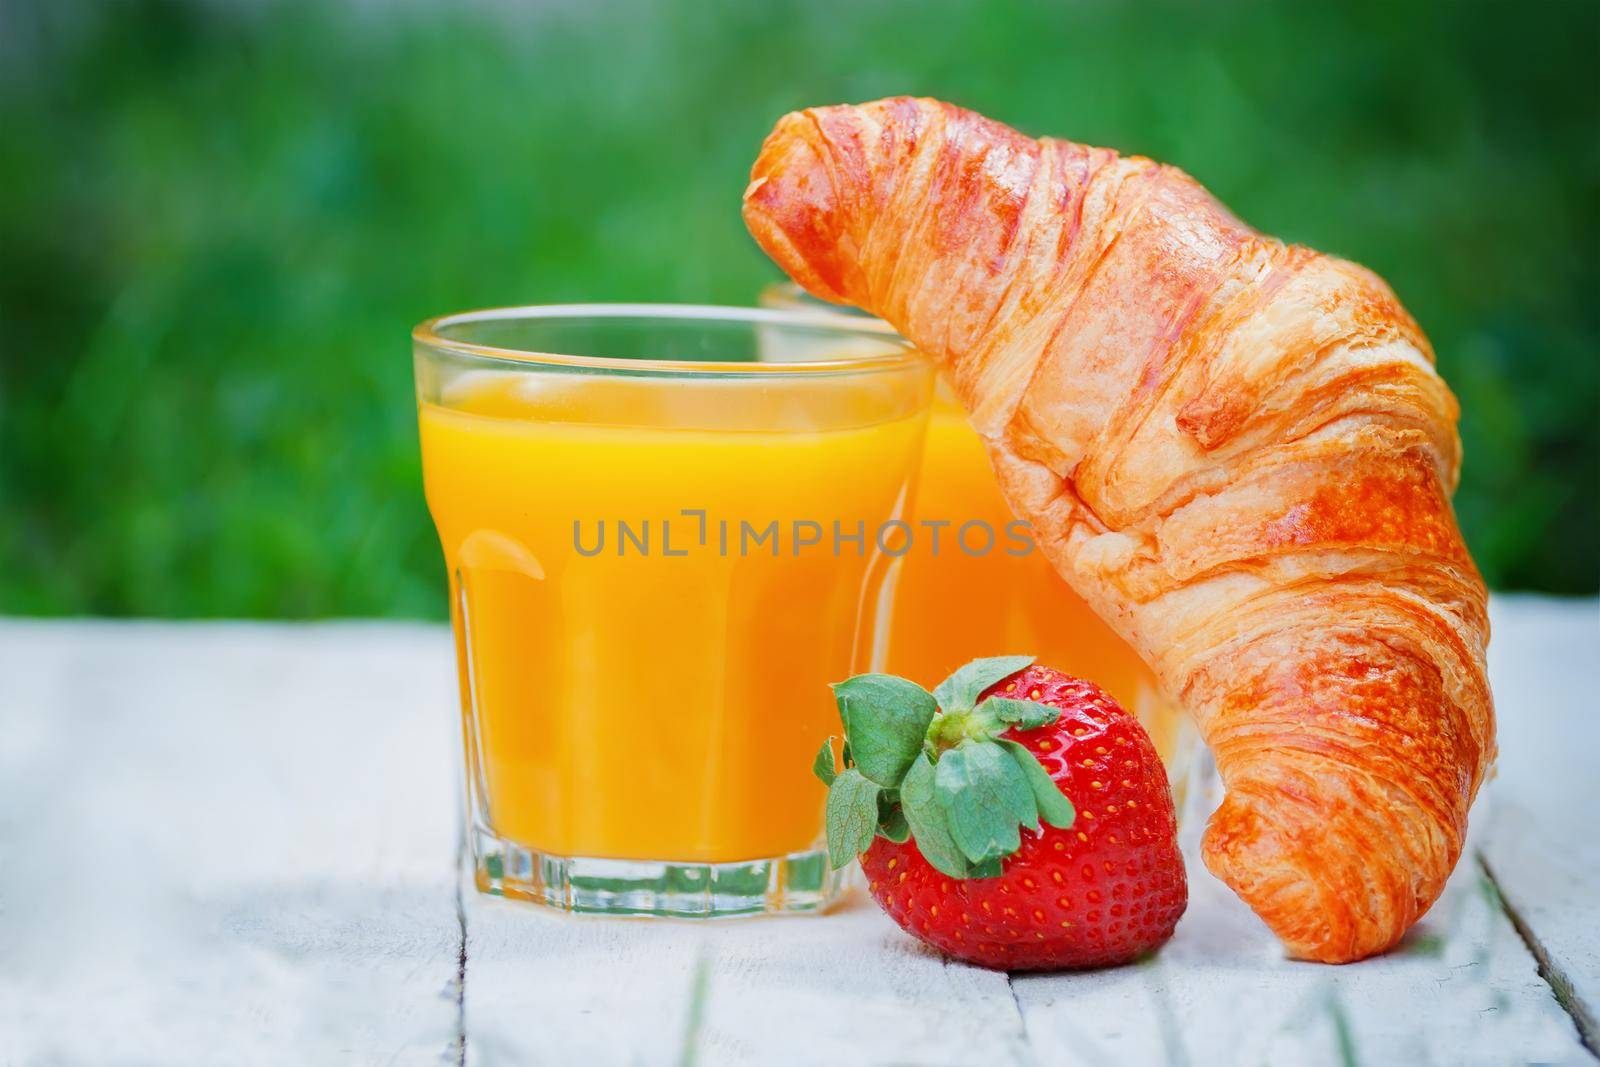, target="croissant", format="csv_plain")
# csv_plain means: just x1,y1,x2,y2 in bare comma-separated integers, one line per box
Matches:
743,97,1493,963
